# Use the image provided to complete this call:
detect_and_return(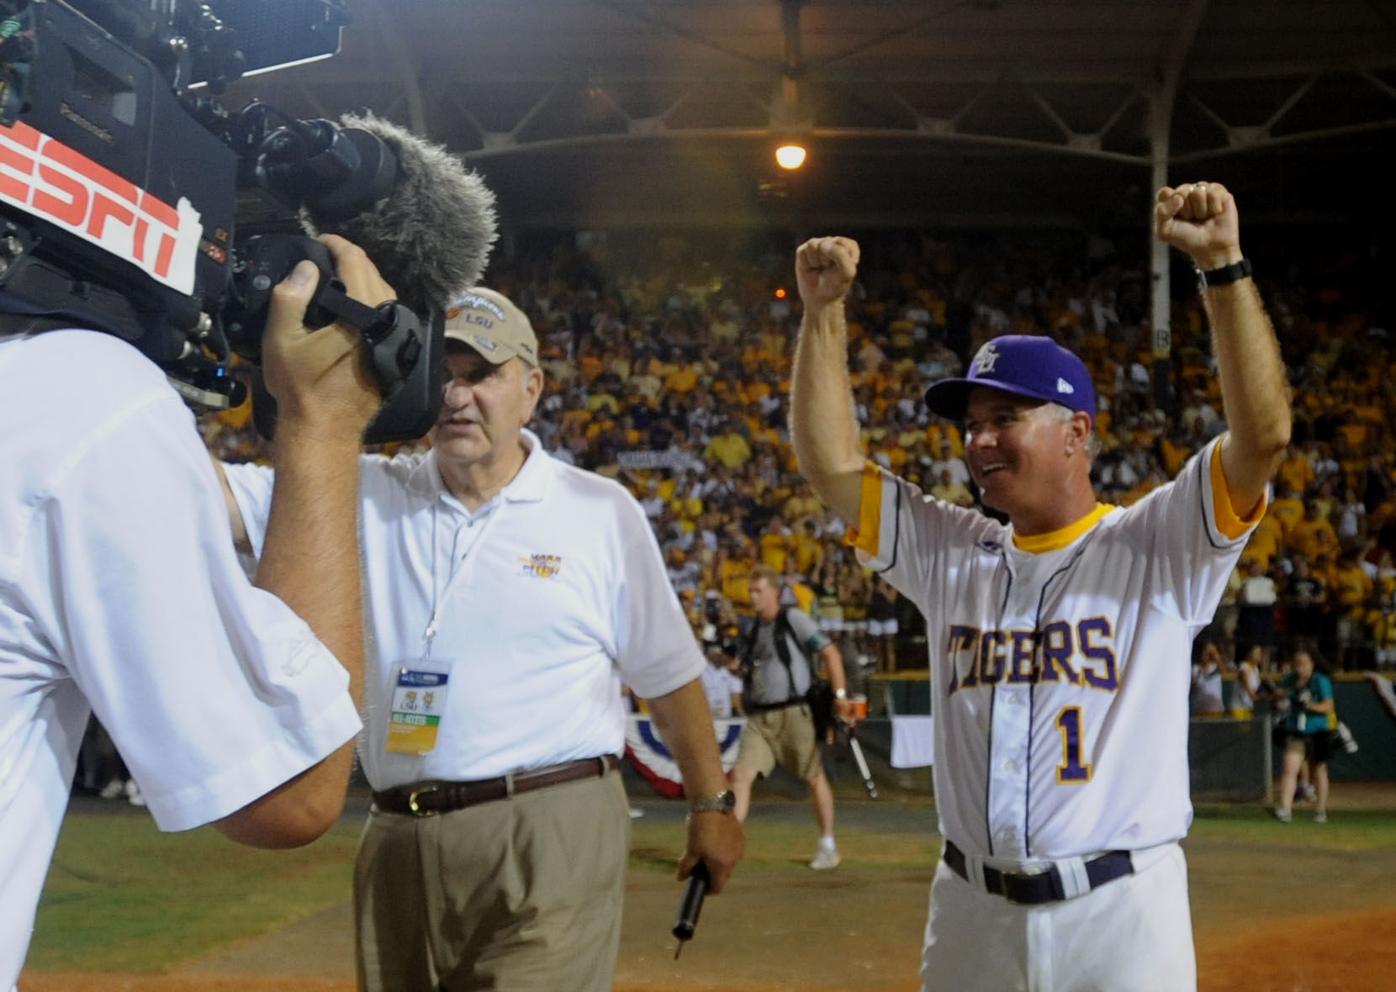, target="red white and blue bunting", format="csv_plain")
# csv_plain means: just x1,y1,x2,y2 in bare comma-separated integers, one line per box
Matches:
624,715,745,798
